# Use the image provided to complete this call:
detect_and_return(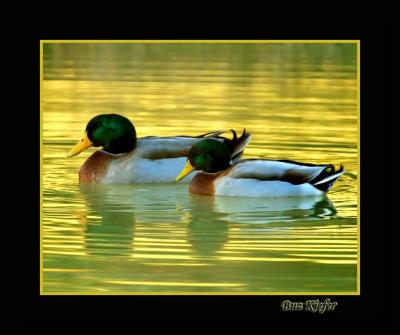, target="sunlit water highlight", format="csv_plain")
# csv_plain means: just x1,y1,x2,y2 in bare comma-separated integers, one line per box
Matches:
42,43,358,293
